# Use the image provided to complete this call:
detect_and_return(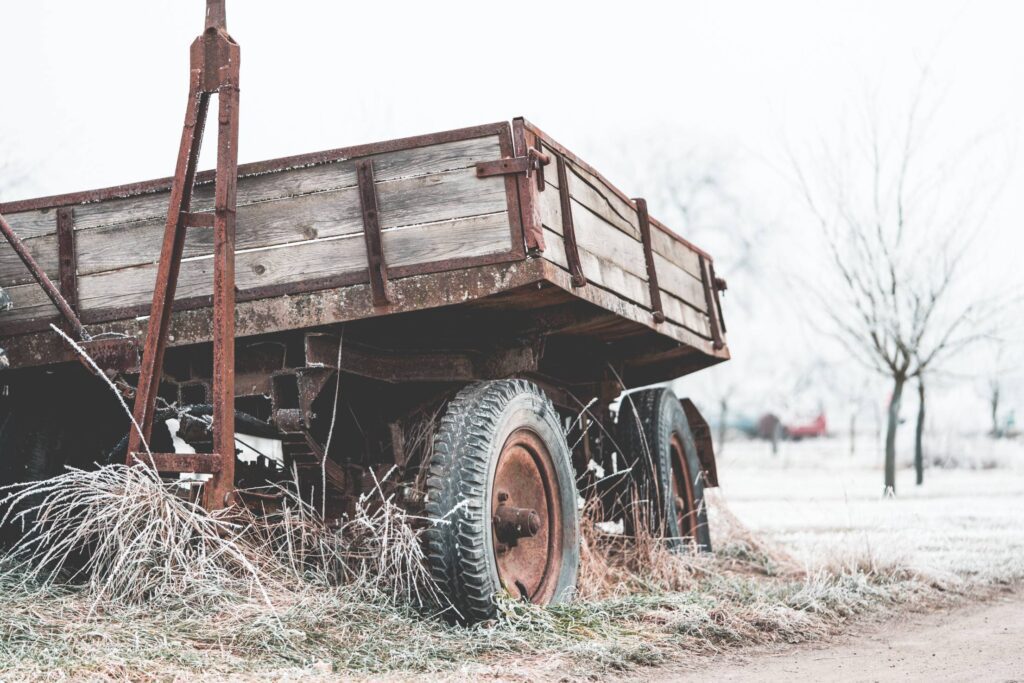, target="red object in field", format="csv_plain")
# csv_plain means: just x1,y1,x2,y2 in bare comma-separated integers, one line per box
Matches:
786,413,827,439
